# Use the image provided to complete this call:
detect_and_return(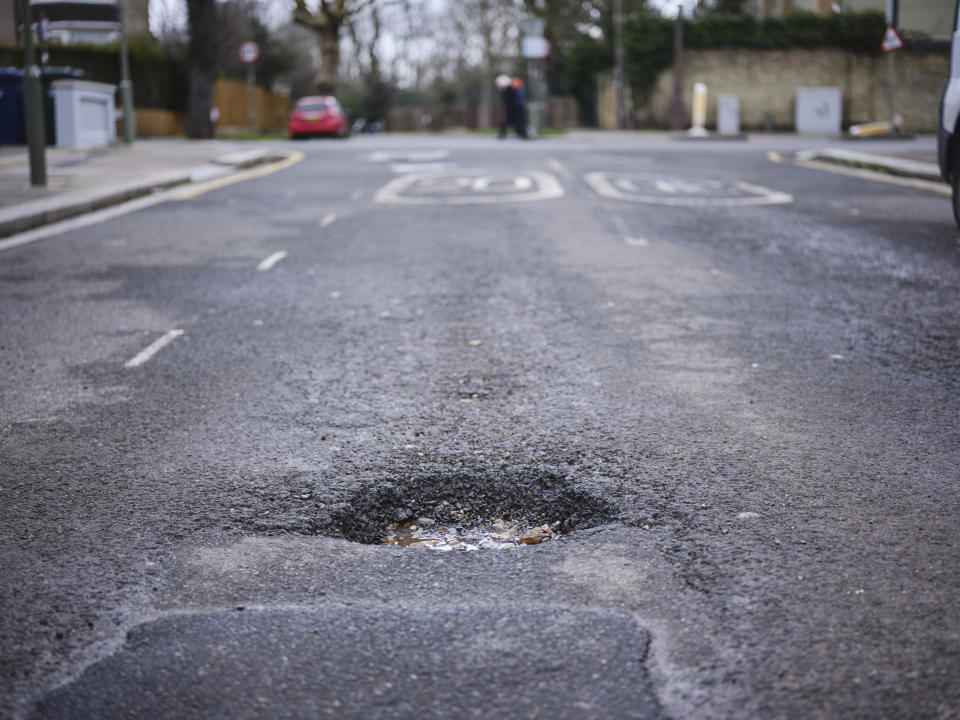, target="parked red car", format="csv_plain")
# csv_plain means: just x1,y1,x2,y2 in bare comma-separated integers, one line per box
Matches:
288,96,349,139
